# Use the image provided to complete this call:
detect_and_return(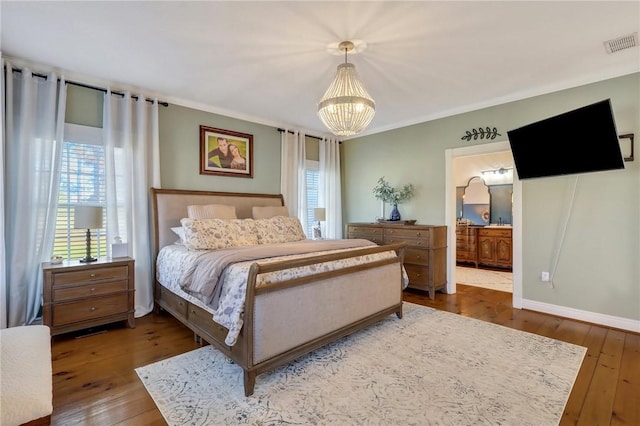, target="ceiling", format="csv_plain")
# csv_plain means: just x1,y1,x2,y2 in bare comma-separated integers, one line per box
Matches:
2,1,639,139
